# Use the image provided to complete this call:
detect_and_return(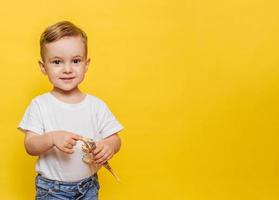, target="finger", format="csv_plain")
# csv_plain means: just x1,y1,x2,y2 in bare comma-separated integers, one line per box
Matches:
95,154,108,164
68,139,77,146
99,160,108,165
94,150,106,160
63,141,73,148
93,145,104,155
98,156,111,165
72,134,81,141
66,143,73,149
95,151,112,164
62,147,74,154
